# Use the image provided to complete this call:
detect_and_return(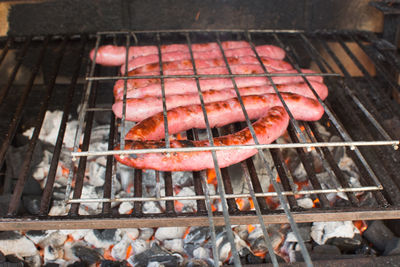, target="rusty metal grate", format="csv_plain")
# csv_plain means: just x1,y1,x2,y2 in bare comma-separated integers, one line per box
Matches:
0,29,399,266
